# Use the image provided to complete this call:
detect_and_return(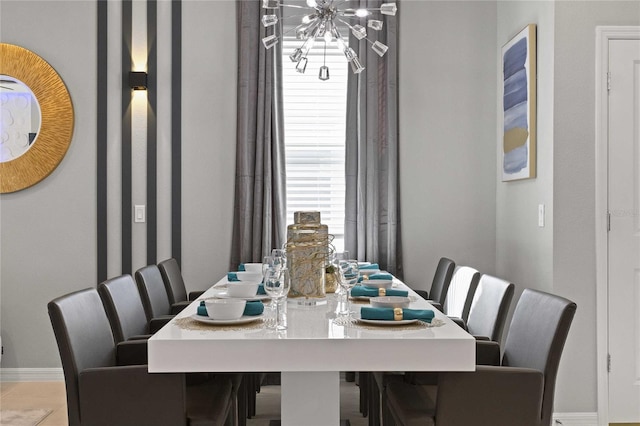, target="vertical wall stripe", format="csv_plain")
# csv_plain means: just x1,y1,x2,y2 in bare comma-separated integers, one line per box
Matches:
172,0,182,264
97,0,108,283
147,0,158,265
122,0,133,274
